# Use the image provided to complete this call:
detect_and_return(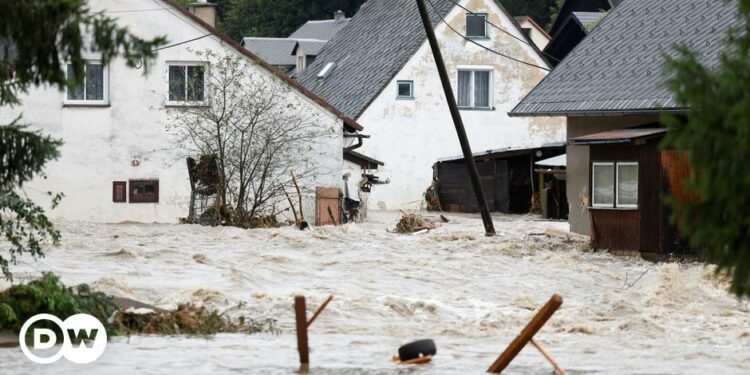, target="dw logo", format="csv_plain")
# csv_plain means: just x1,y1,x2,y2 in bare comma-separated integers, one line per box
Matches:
19,314,107,364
